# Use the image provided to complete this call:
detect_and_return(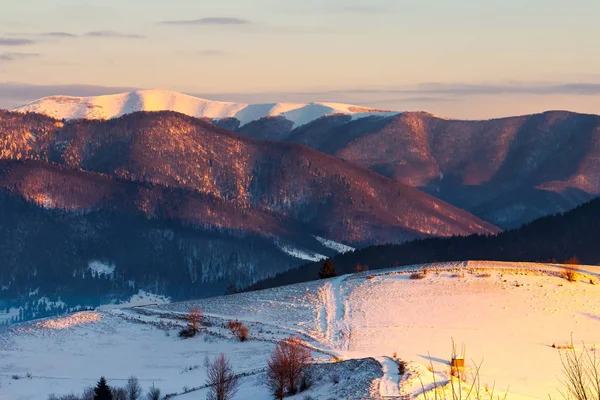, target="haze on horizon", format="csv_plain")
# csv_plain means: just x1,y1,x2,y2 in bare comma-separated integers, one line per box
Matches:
1,0,600,119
